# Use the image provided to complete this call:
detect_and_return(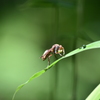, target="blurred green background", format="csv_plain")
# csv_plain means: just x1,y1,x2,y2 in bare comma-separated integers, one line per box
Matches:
0,0,100,100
